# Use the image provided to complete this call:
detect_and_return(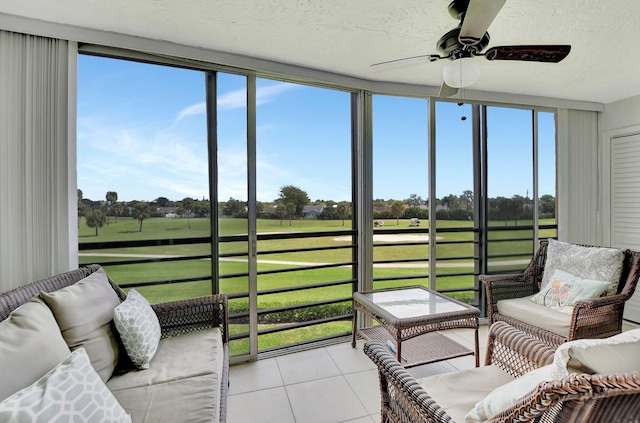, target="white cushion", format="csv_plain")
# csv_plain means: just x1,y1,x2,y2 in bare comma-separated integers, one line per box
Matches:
497,295,572,337
0,296,71,402
541,239,624,296
552,328,640,377
40,267,122,382
530,269,611,314
113,289,161,369
0,348,131,423
416,365,515,423
465,365,558,422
